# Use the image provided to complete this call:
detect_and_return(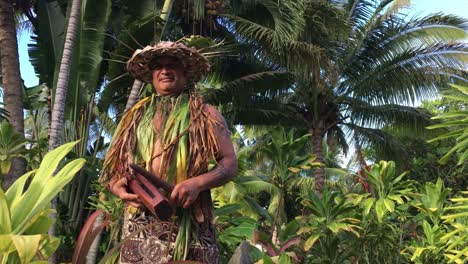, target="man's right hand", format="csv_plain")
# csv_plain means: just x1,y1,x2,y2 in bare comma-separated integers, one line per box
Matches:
109,178,142,208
